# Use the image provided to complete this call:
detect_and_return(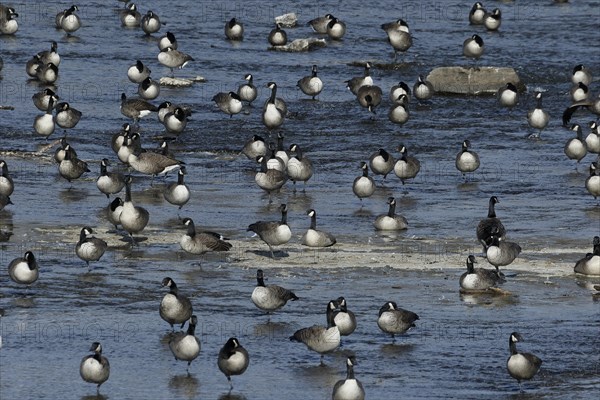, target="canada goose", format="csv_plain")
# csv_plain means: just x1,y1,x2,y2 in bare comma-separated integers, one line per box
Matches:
120,3,141,27
564,124,588,169
585,162,600,202
297,65,323,100
377,301,419,339
388,94,410,124
574,236,600,275
26,54,42,78
326,17,346,40
290,300,340,364
463,34,484,61
158,31,177,51
80,342,110,394
469,2,486,25
137,76,160,100
528,92,550,137
76,227,108,270
459,255,505,292
381,19,412,62
157,101,175,123
373,197,408,231
346,62,373,95
0,160,14,197
54,137,77,164
570,82,589,103
33,96,56,138
262,82,285,130
112,124,131,154
160,277,193,330
169,315,201,371
268,23,287,46
225,17,243,40
332,356,365,400
571,64,592,86
273,132,289,167
96,159,125,198
0,6,18,34
158,47,194,77
455,139,480,176
238,74,258,105
507,332,542,389
60,5,81,34
302,209,336,247
36,62,58,84
353,162,375,201
484,8,501,31
218,338,249,389
8,251,39,285
55,102,82,131
390,81,411,102
163,107,189,134
59,145,89,182
120,93,158,123
120,176,150,244
118,132,142,164
369,148,395,179
127,60,151,83
287,144,313,192
562,94,600,126
497,82,518,109
308,14,334,33
413,75,434,102
247,203,292,258
486,234,521,269
128,147,183,178
241,135,267,160
54,5,71,28
255,155,287,202
37,41,60,67
266,143,286,172
0,194,11,211
251,269,298,313
164,167,190,209
585,121,600,154
212,91,243,117
333,297,356,336
356,85,383,114
32,88,59,111
107,197,124,230
394,145,420,185
141,10,161,35
180,217,232,254
476,196,506,250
